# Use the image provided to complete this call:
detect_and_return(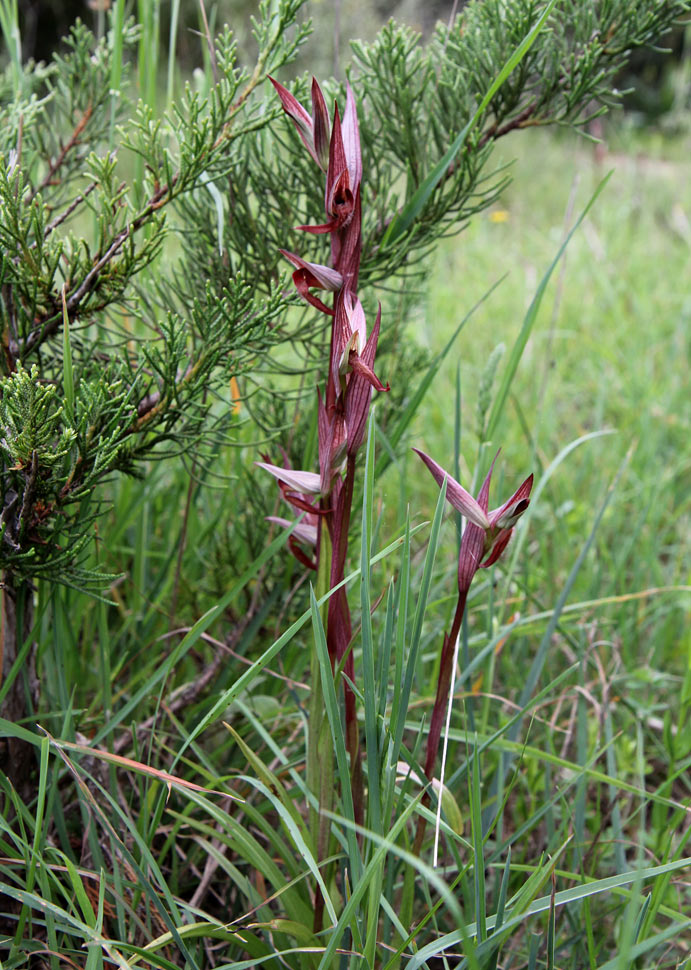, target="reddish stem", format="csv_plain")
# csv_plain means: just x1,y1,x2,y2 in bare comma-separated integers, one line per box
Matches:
325,454,364,824
423,589,468,780
413,587,468,857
